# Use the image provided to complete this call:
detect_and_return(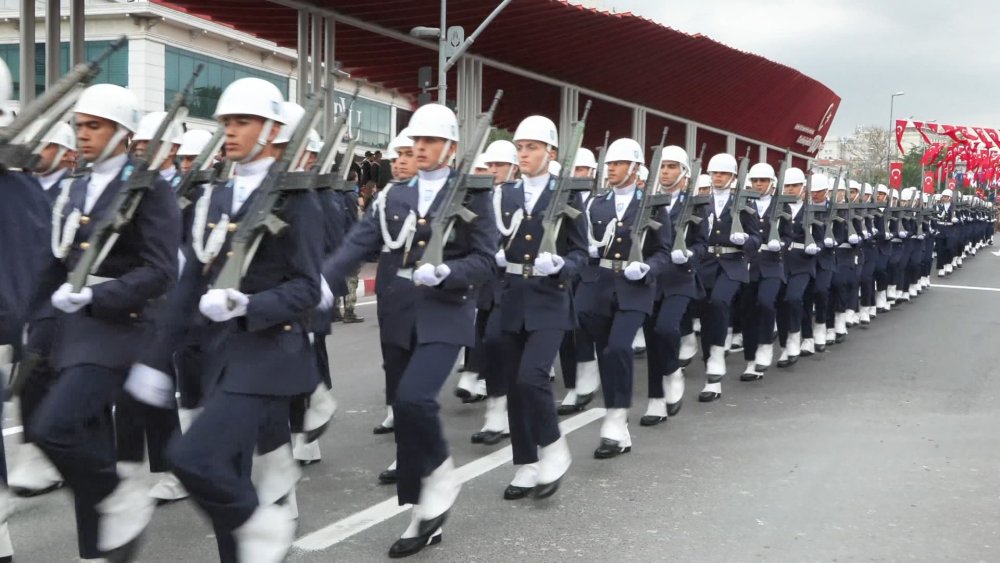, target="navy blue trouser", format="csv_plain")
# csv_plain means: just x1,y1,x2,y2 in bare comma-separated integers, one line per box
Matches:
811,268,834,331
169,389,290,563
175,341,207,410
644,294,692,398
115,394,180,472
383,341,462,505
699,269,742,353
18,317,57,444
482,306,508,397
500,328,564,465
580,309,646,409
33,364,123,559
558,326,596,390
742,277,782,361
777,272,811,346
